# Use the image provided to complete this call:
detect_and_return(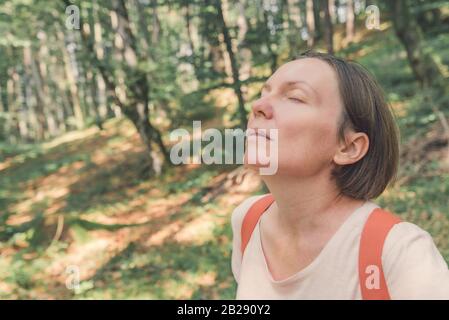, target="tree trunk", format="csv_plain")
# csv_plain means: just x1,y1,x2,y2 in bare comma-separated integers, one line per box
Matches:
134,0,152,56
216,0,248,129
285,0,302,56
59,30,84,130
262,7,278,73
184,1,196,54
322,0,334,54
313,0,322,43
389,0,449,163
0,68,9,114
36,32,62,137
237,0,253,81
91,0,113,120
6,66,19,143
24,46,46,140
329,0,336,23
114,0,159,172
120,0,172,171
345,0,355,45
306,0,315,47
151,0,161,45
16,65,30,141
389,0,446,91
66,0,169,175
